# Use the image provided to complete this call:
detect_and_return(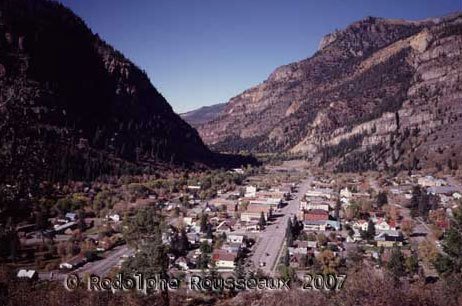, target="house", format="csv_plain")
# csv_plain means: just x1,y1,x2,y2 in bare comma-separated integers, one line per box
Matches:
222,243,241,254
53,221,76,233
212,250,237,269
106,213,120,222
300,201,330,212
305,188,335,199
374,218,396,231
272,184,294,197
96,239,113,251
240,204,272,222
162,232,172,245
246,203,277,213
240,212,258,222
245,186,257,198
418,176,446,188
199,238,213,244
307,241,318,249
303,220,327,231
249,197,282,207
186,232,200,245
216,220,236,234
175,257,191,271
303,209,329,222
289,253,305,269
347,230,363,242
352,220,368,231
293,240,309,248
227,234,246,245
427,186,460,196
340,187,352,198
210,198,238,212
183,217,193,226
17,269,38,280
59,255,86,270
232,168,244,174
187,185,201,191
288,247,308,256
340,196,350,206
203,203,218,213
65,212,78,222
325,220,341,231
244,221,259,232
375,230,404,247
